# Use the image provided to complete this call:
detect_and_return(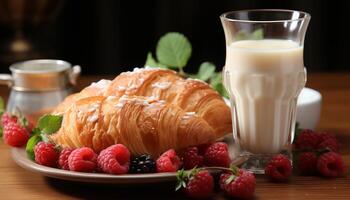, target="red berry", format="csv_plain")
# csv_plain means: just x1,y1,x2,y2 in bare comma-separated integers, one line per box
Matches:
34,142,59,167
68,147,97,172
156,149,181,172
58,148,74,170
182,146,204,170
295,129,320,150
197,143,211,153
317,152,345,178
184,170,214,199
3,121,29,147
318,132,337,142
220,169,256,199
204,142,230,167
97,144,130,174
265,154,292,182
297,152,317,175
26,121,34,133
1,113,17,126
317,138,340,152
